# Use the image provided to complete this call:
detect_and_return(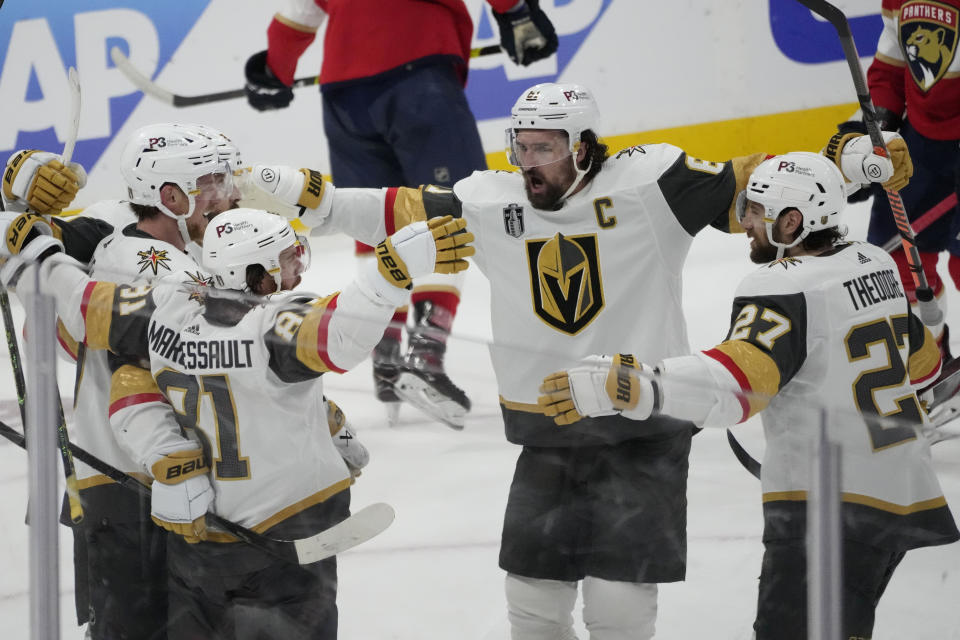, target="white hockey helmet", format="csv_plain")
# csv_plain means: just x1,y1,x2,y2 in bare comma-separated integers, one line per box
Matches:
737,151,847,256
202,208,309,292
189,123,244,173
507,83,600,166
507,83,601,204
